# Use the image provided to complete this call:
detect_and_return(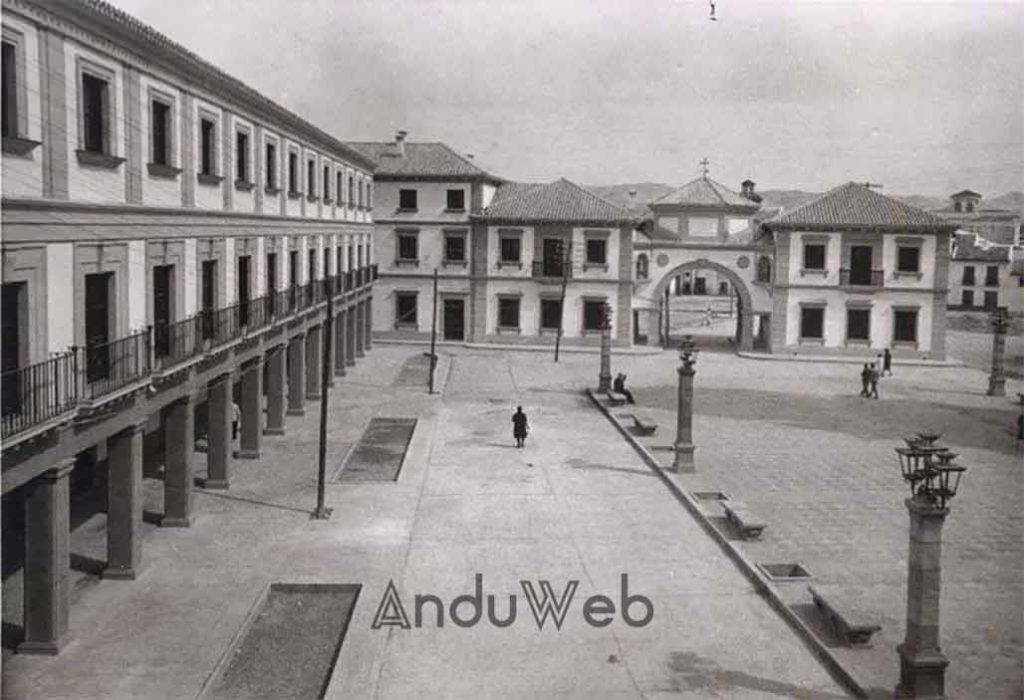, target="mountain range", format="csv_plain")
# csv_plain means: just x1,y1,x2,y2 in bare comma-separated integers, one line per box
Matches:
587,184,1024,218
